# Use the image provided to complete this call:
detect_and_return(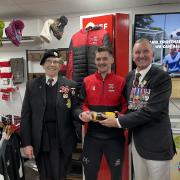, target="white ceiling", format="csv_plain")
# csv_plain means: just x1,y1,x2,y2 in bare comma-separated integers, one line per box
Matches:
0,0,180,19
